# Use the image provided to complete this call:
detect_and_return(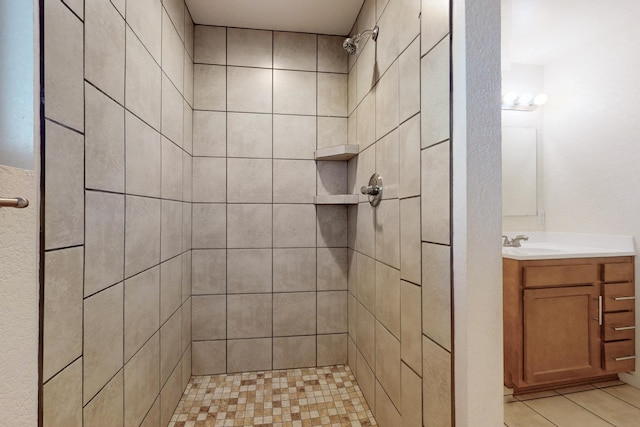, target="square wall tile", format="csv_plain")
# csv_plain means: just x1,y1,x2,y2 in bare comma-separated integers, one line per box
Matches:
273,115,317,159
160,360,182,427
194,25,226,65
422,242,451,351
274,160,316,203
399,38,420,123
356,350,376,414
85,191,124,296
421,141,450,245
318,73,348,117
181,252,192,304
182,202,193,253
193,111,226,156
193,157,226,202
194,64,226,111
317,291,347,334
84,283,123,403
192,249,226,295
126,0,161,61
125,28,161,130
161,199,183,261
161,11,184,93
43,359,82,427
185,7,195,56
375,321,401,408
375,0,399,76
273,204,317,248
192,295,226,341
184,56,194,108
164,0,185,40
421,38,450,148
401,362,422,427
274,70,316,115
44,122,84,250
227,158,272,203
318,35,348,73
274,336,316,369
317,334,347,366
62,0,83,18
317,161,347,196
43,247,83,381
83,370,124,427
161,137,183,200
375,381,402,427
161,74,184,146
355,203,375,258
227,66,272,113
125,111,161,198
375,198,400,270
227,249,272,294
401,280,422,374
124,333,159,427
274,32,316,71
317,117,348,150
399,114,421,198
356,90,376,150
423,336,452,425
183,153,193,202
317,247,348,291
375,262,401,338
356,253,376,313
273,248,316,292
400,197,421,284
375,62,399,140
140,398,160,427
227,204,272,248
227,338,272,373
124,195,160,278
160,309,182,386
355,37,375,105
356,302,375,369
160,256,182,324
375,130,399,200
227,294,272,339
192,340,226,375
421,0,450,55
192,203,226,249
355,144,375,203
227,28,272,68
124,266,160,362
317,205,348,248
273,292,316,336
227,112,272,158
181,298,192,353
347,249,357,294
